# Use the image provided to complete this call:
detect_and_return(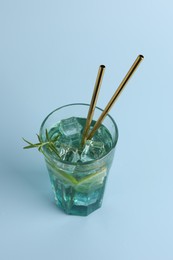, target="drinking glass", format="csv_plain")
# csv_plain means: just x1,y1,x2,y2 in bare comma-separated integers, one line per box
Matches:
40,103,118,216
